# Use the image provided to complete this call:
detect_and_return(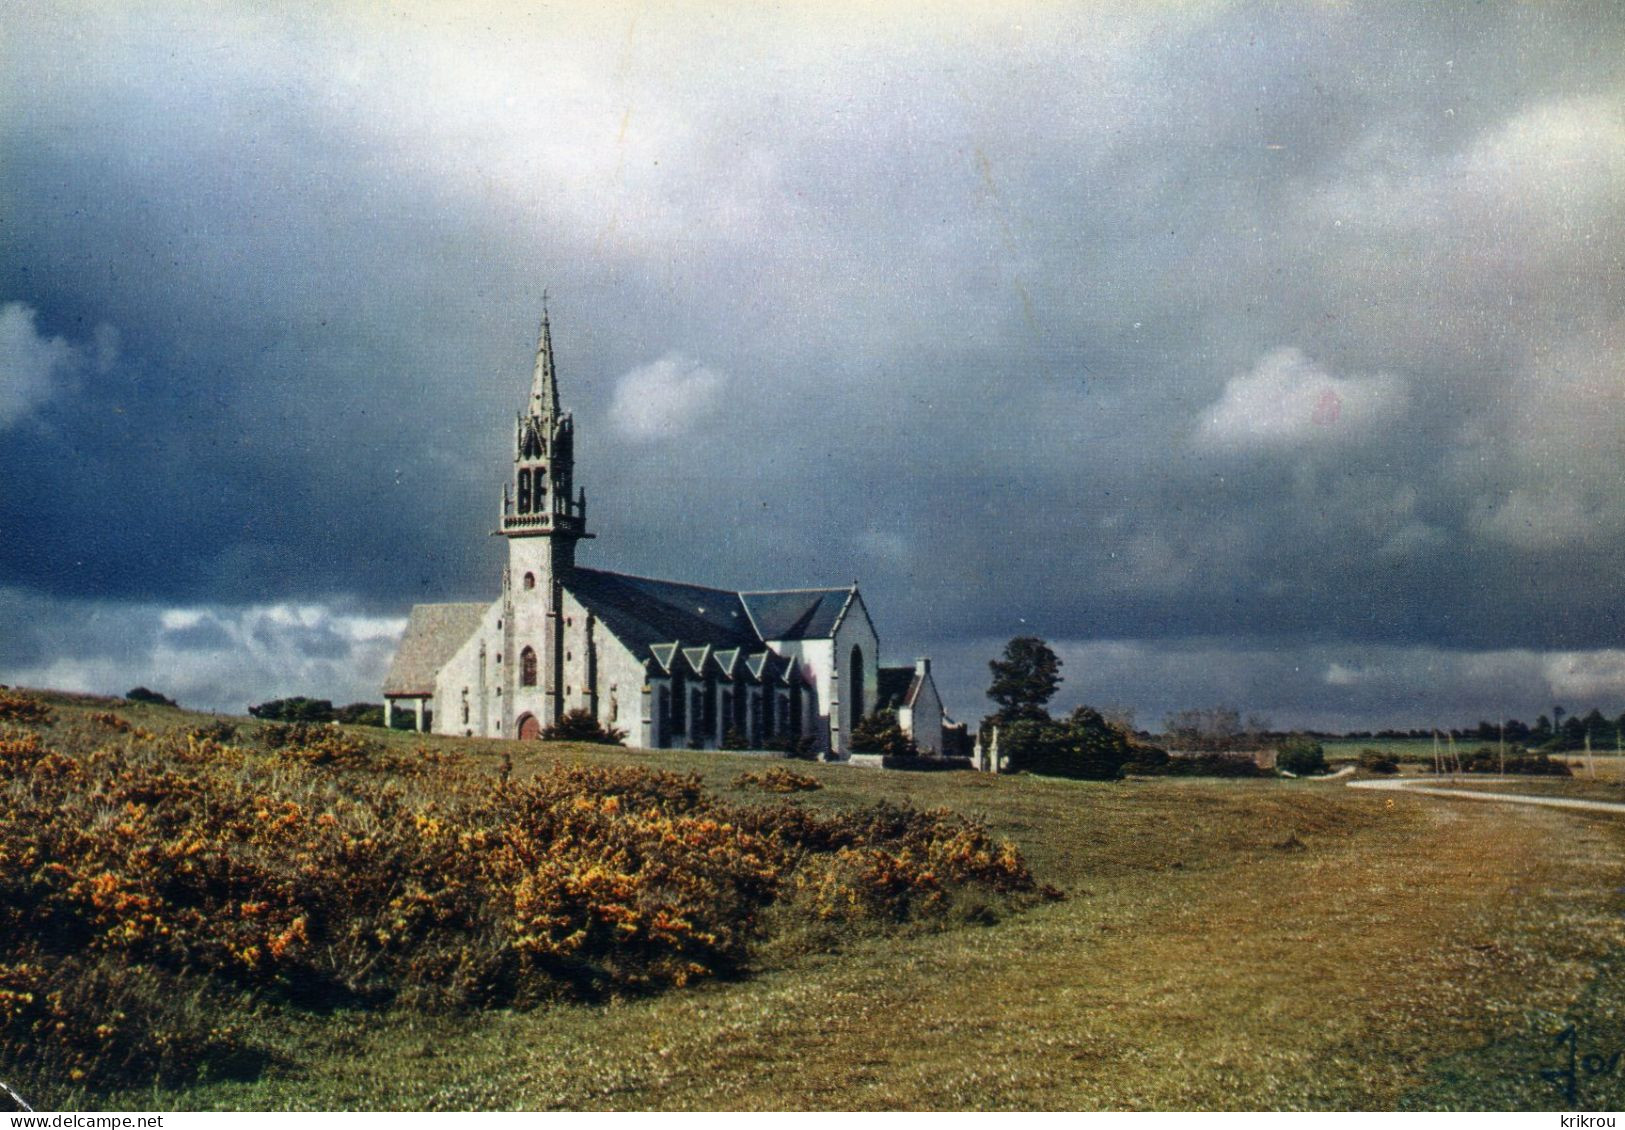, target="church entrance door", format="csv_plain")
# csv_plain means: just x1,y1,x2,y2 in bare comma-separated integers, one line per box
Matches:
517,713,541,741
